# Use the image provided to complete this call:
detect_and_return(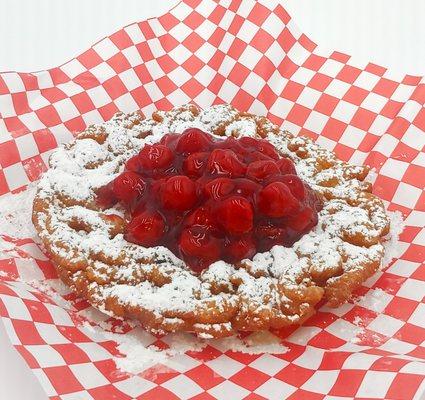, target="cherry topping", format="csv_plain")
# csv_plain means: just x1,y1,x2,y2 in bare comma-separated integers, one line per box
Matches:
96,128,321,273
125,211,165,247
